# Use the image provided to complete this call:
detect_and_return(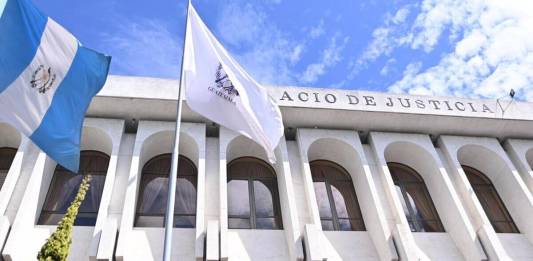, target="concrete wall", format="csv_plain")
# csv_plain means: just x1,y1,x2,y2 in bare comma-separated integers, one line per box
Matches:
368,132,485,261
115,121,206,261
439,136,533,260
2,119,533,260
2,118,124,261
296,128,395,261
